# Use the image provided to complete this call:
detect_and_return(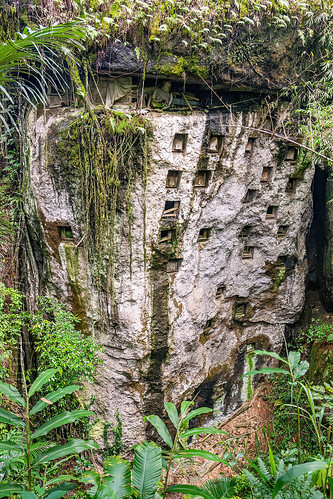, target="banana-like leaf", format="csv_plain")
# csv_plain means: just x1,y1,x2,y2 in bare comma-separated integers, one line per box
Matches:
0,484,25,497
0,381,26,407
95,485,117,499
46,475,77,487
0,441,24,452
20,493,36,499
31,410,94,440
182,407,213,423
288,351,301,369
44,482,76,499
144,415,173,448
252,350,289,364
328,476,333,493
174,449,229,464
30,385,81,415
103,456,131,499
28,369,58,398
32,439,99,466
167,484,213,499
132,441,162,499
0,407,25,428
180,427,228,439
164,402,179,429
272,461,327,499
